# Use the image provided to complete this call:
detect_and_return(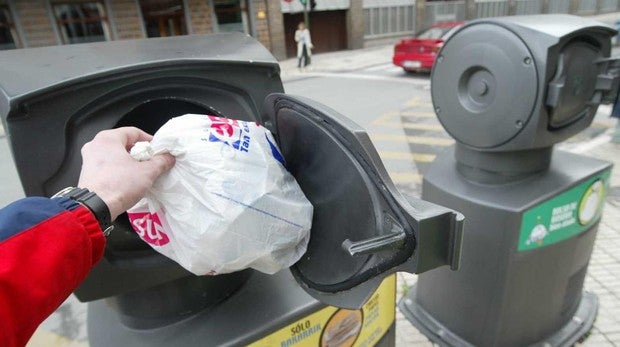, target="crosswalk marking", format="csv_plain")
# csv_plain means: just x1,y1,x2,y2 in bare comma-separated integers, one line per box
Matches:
377,122,445,131
372,109,441,124
403,98,433,109
372,111,401,125
299,72,431,86
364,63,400,72
372,111,445,131
399,111,438,118
367,89,446,189
388,172,423,184
27,329,88,347
378,151,436,162
370,133,453,146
